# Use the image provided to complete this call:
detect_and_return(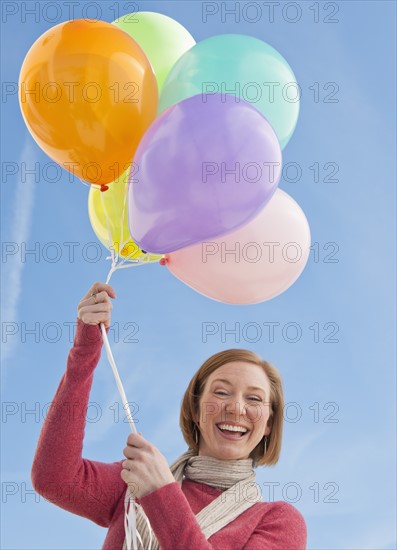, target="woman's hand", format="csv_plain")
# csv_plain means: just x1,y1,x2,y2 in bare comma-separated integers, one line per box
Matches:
77,282,116,329
121,433,175,499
